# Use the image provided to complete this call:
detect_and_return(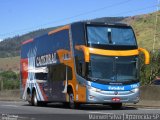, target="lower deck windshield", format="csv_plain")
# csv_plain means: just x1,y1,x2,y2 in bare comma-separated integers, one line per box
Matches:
88,55,138,84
